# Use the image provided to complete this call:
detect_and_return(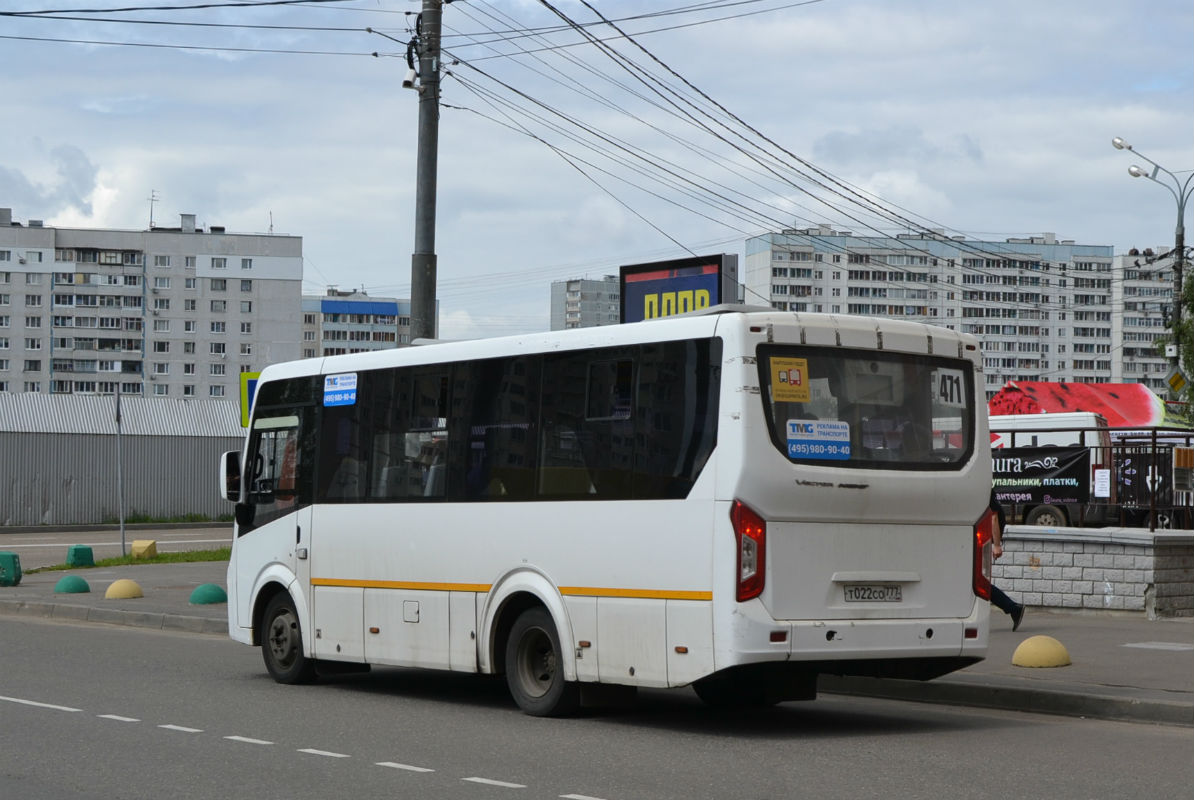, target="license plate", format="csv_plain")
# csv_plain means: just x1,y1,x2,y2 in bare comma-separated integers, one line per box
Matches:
844,584,902,602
